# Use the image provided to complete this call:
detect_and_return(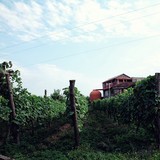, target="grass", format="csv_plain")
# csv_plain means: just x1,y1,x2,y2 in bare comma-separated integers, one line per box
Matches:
0,110,160,160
